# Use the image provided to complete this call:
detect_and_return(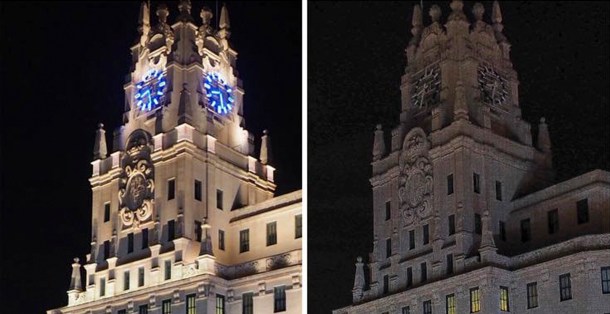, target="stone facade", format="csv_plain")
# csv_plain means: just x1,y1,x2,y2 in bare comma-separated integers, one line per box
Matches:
48,2,302,314
335,1,610,313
